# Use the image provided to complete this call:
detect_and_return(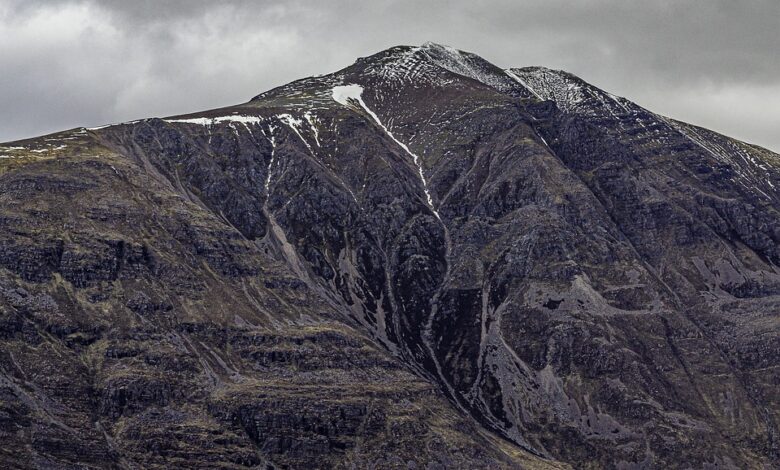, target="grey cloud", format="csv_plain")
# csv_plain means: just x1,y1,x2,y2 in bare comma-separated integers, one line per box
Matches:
2,0,779,152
